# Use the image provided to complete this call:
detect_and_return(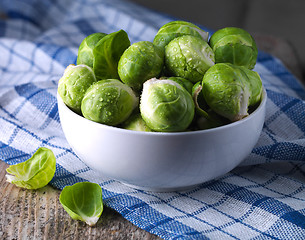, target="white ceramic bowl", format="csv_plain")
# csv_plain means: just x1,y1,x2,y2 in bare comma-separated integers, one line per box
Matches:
57,89,267,191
